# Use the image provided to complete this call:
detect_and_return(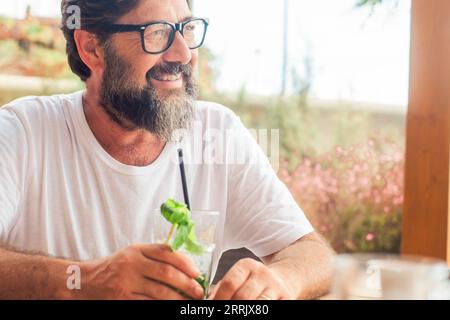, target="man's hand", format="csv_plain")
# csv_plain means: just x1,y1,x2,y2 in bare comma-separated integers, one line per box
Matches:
78,244,205,300
208,258,295,300
209,233,334,300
